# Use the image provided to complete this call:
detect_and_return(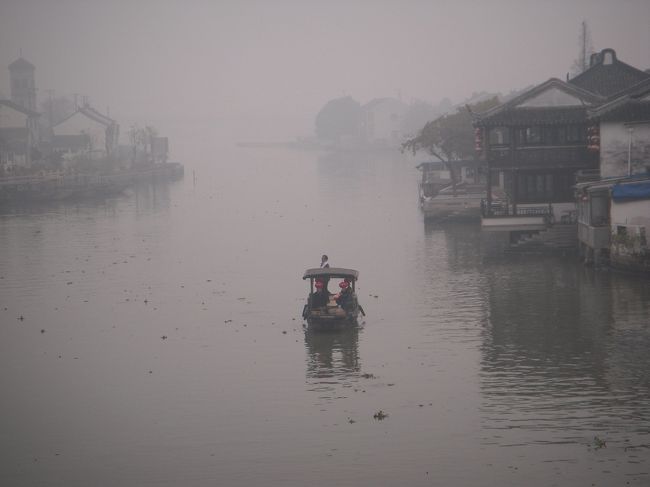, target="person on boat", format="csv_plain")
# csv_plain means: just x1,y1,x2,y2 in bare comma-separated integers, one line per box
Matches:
335,280,353,311
311,280,329,308
320,255,329,268
319,255,330,292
